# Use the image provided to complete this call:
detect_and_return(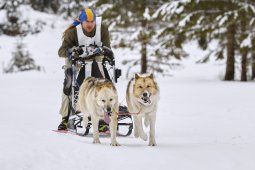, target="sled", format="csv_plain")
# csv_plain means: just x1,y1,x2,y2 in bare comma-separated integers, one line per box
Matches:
64,45,133,137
